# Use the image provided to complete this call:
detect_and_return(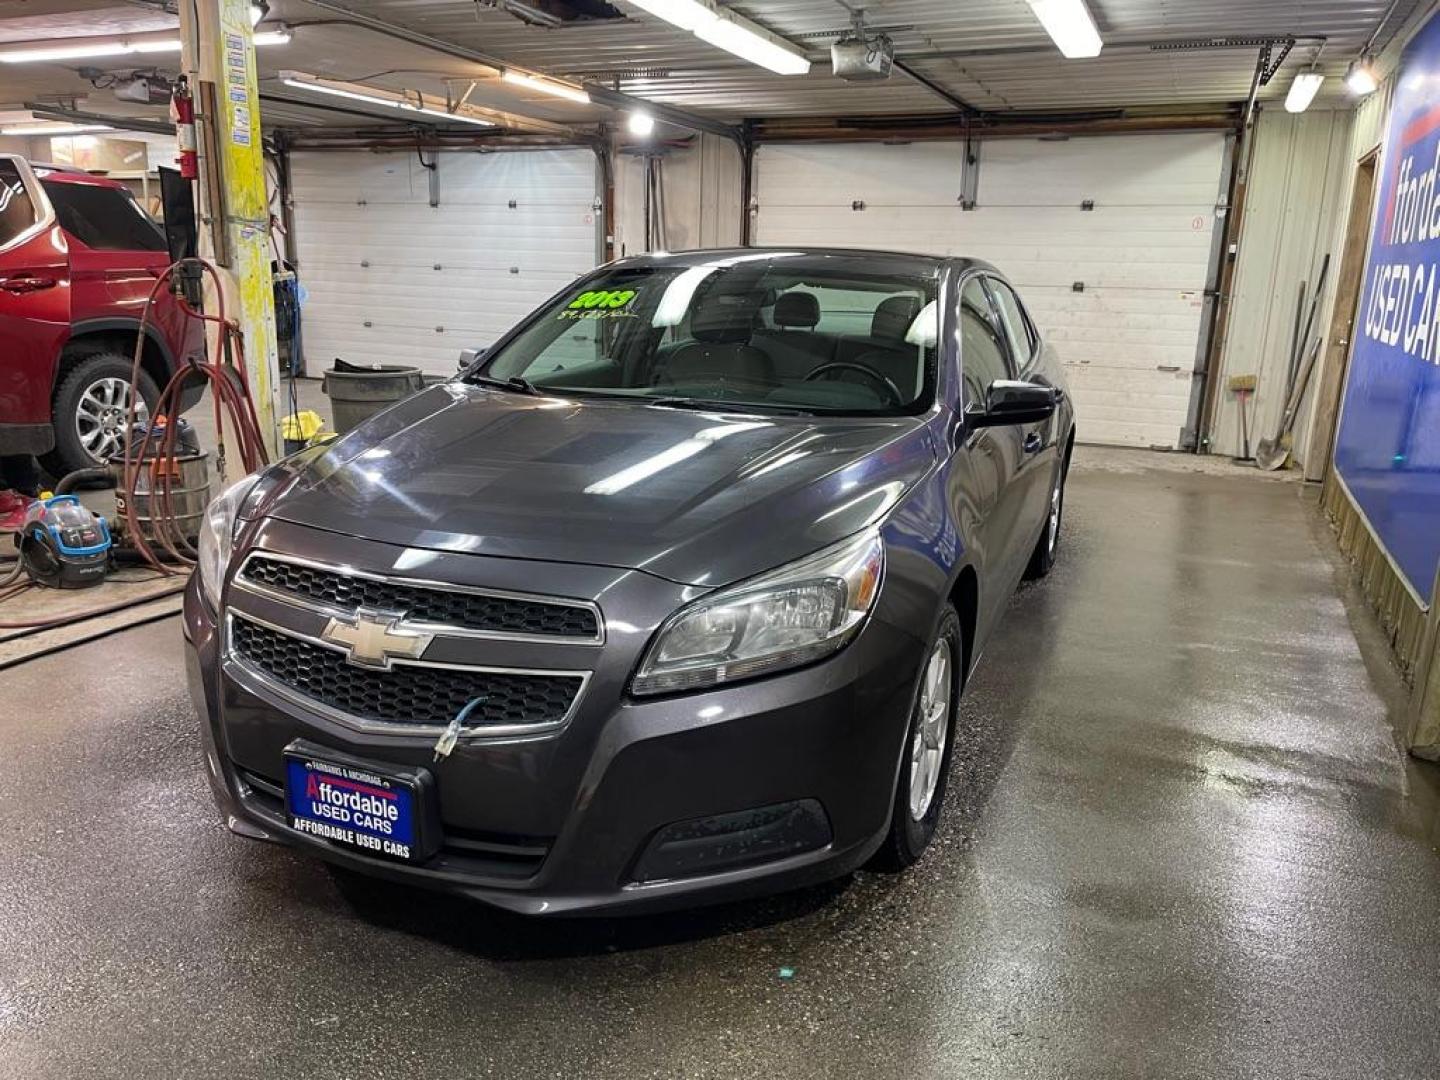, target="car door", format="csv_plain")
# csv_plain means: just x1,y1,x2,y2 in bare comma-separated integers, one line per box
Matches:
985,275,1059,551
955,274,1025,638
0,155,70,448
